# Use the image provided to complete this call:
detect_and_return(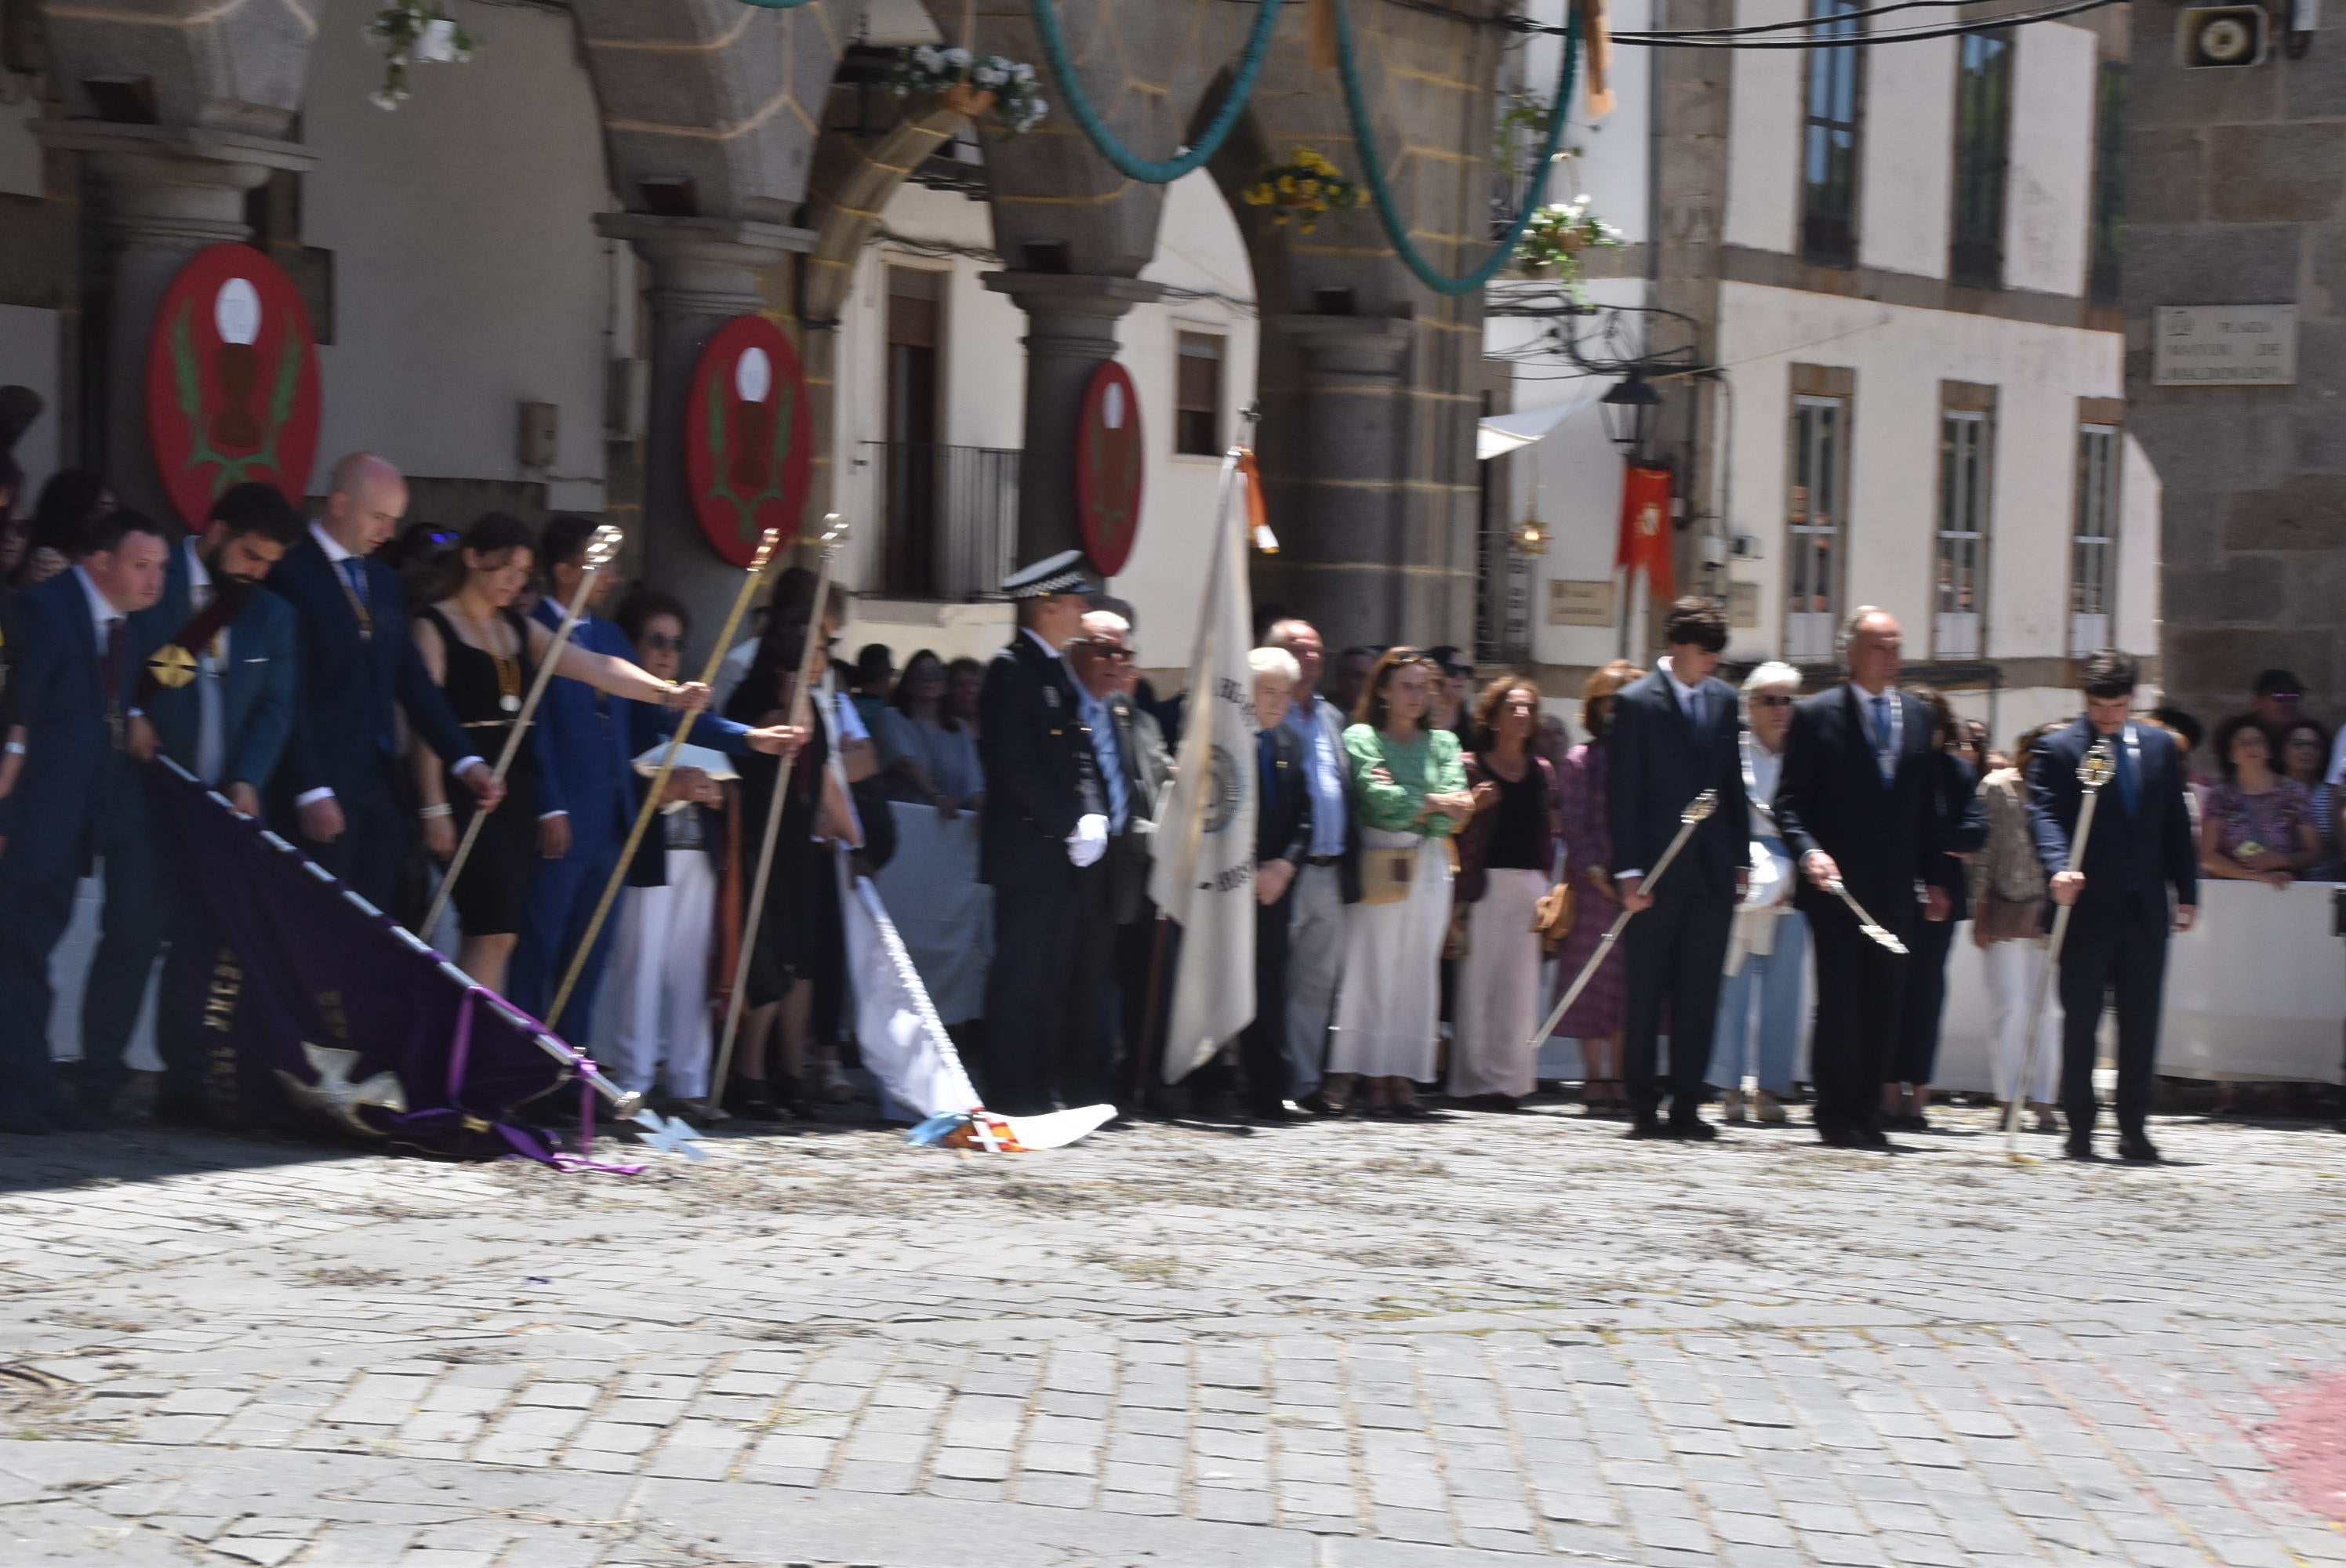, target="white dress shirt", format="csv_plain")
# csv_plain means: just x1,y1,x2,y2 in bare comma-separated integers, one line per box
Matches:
186,539,228,782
